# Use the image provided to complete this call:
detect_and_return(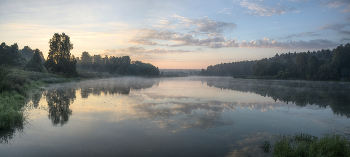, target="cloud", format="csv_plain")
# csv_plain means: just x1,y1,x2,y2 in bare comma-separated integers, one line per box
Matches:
217,8,232,15
154,15,237,36
340,38,350,42
130,29,338,49
239,0,295,16
289,0,309,2
321,0,350,12
105,46,194,54
241,38,339,49
187,17,237,36
130,28,229,47
284,32,319,39
319,23,350,35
